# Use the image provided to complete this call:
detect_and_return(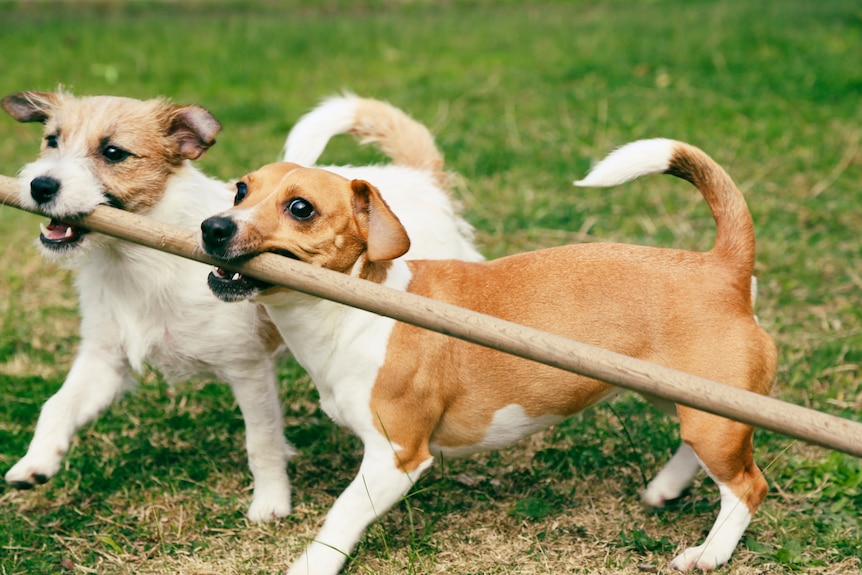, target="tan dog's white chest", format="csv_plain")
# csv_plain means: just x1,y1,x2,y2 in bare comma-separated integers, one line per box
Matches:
260,267,411,435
